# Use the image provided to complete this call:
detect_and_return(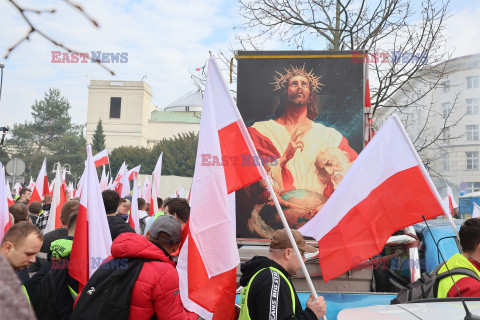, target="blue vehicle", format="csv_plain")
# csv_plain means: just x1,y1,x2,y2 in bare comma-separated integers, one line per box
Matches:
236,219,463,319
